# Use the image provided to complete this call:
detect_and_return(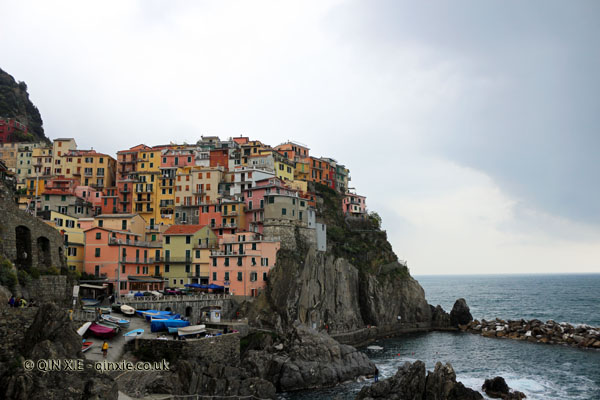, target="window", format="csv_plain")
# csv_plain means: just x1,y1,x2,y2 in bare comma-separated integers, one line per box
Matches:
212,258,217,266
213,272,217,281
251,257,256,266
98,220,103,227
186,236,191,244
165,265,170,272
185,265,190,273
95,248,101,257
279,164,284,171
248,201,253,210
237,257,242,266
95,232,101,240
165,236,170,244
250,272,257,282
263,272,268,281
268,197,274,204
248,191,252,198
252,243,257,250
261,258,269,266
224,258,229,267
237,272,243,281
196,250,200,258
224,272,230,281
282,208,287,216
